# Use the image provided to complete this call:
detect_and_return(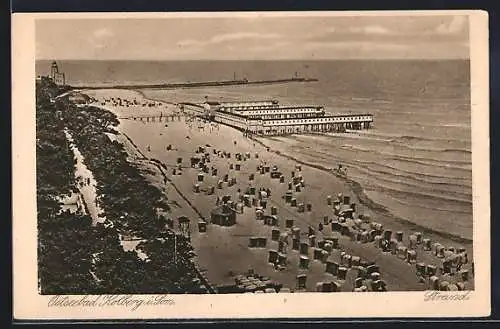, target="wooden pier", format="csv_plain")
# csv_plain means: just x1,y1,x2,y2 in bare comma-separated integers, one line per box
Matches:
119,100,374,137
182,101,374,136
118,113,185,122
